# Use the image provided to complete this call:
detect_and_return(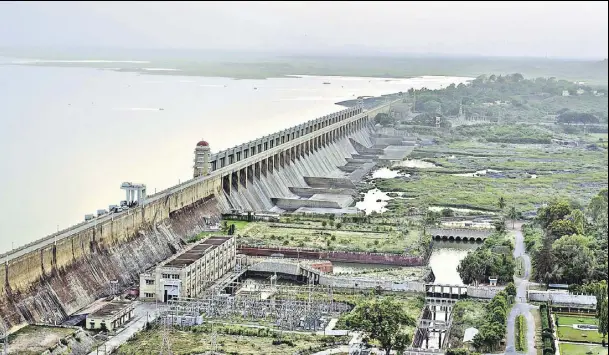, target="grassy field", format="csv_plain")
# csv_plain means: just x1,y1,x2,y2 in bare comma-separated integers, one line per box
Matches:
237,220,424,255
378,140,608,213
558,343,608,355
446,300,488,348
557,325,604,344
116,326,347,355
556,314,599,326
